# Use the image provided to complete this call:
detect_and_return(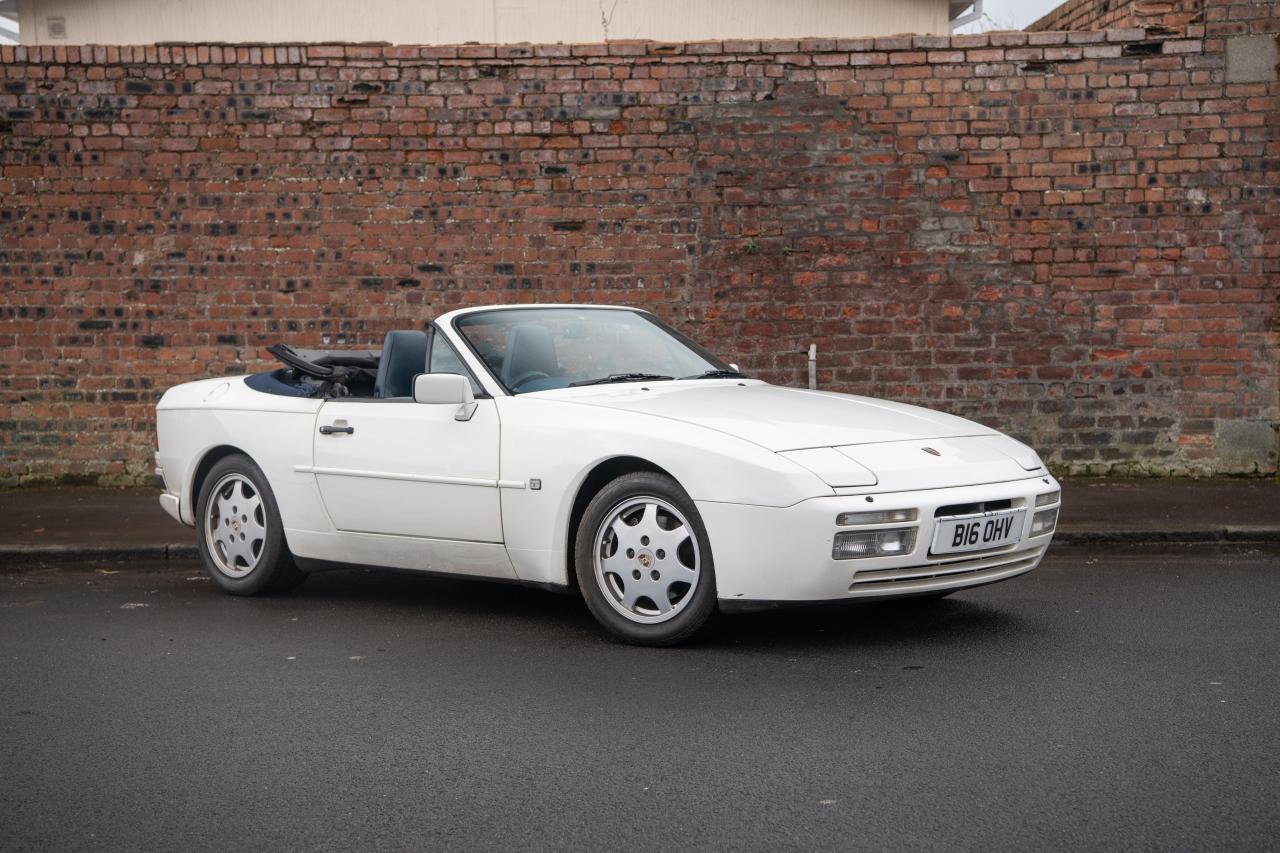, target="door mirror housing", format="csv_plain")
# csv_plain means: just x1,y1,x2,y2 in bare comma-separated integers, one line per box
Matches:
413,373,477,421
